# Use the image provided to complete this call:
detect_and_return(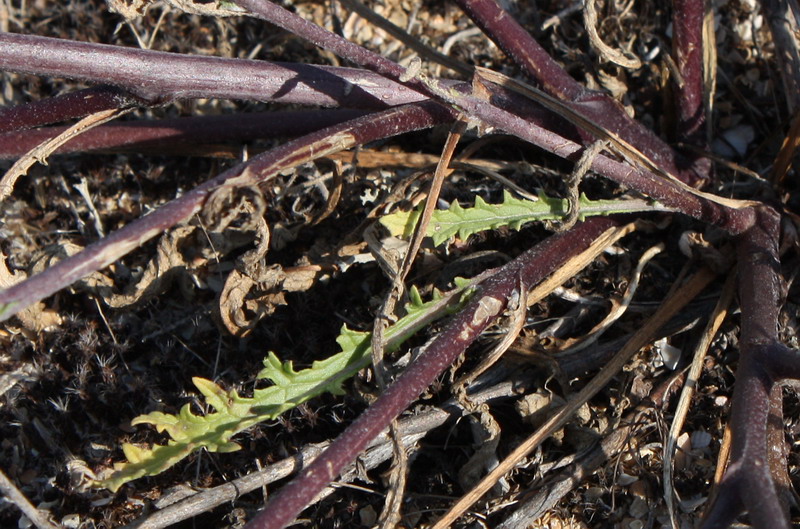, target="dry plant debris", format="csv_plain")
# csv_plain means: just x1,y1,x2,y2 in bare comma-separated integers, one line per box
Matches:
0,1,798,529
